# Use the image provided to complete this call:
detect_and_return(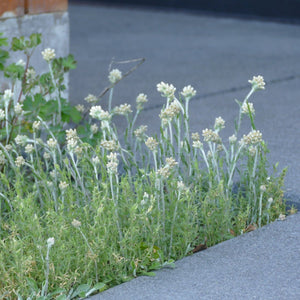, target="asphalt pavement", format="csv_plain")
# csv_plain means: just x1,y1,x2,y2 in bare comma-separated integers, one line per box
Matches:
68,3,300,299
